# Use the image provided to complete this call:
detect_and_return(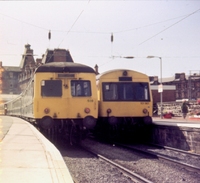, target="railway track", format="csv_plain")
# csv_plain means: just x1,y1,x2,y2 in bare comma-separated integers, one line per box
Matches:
81,138,200,182
115,143,200,173
149,143,200,158
45,134,139,182
41,129,151,182
81,145,153,183
43,130,200,182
